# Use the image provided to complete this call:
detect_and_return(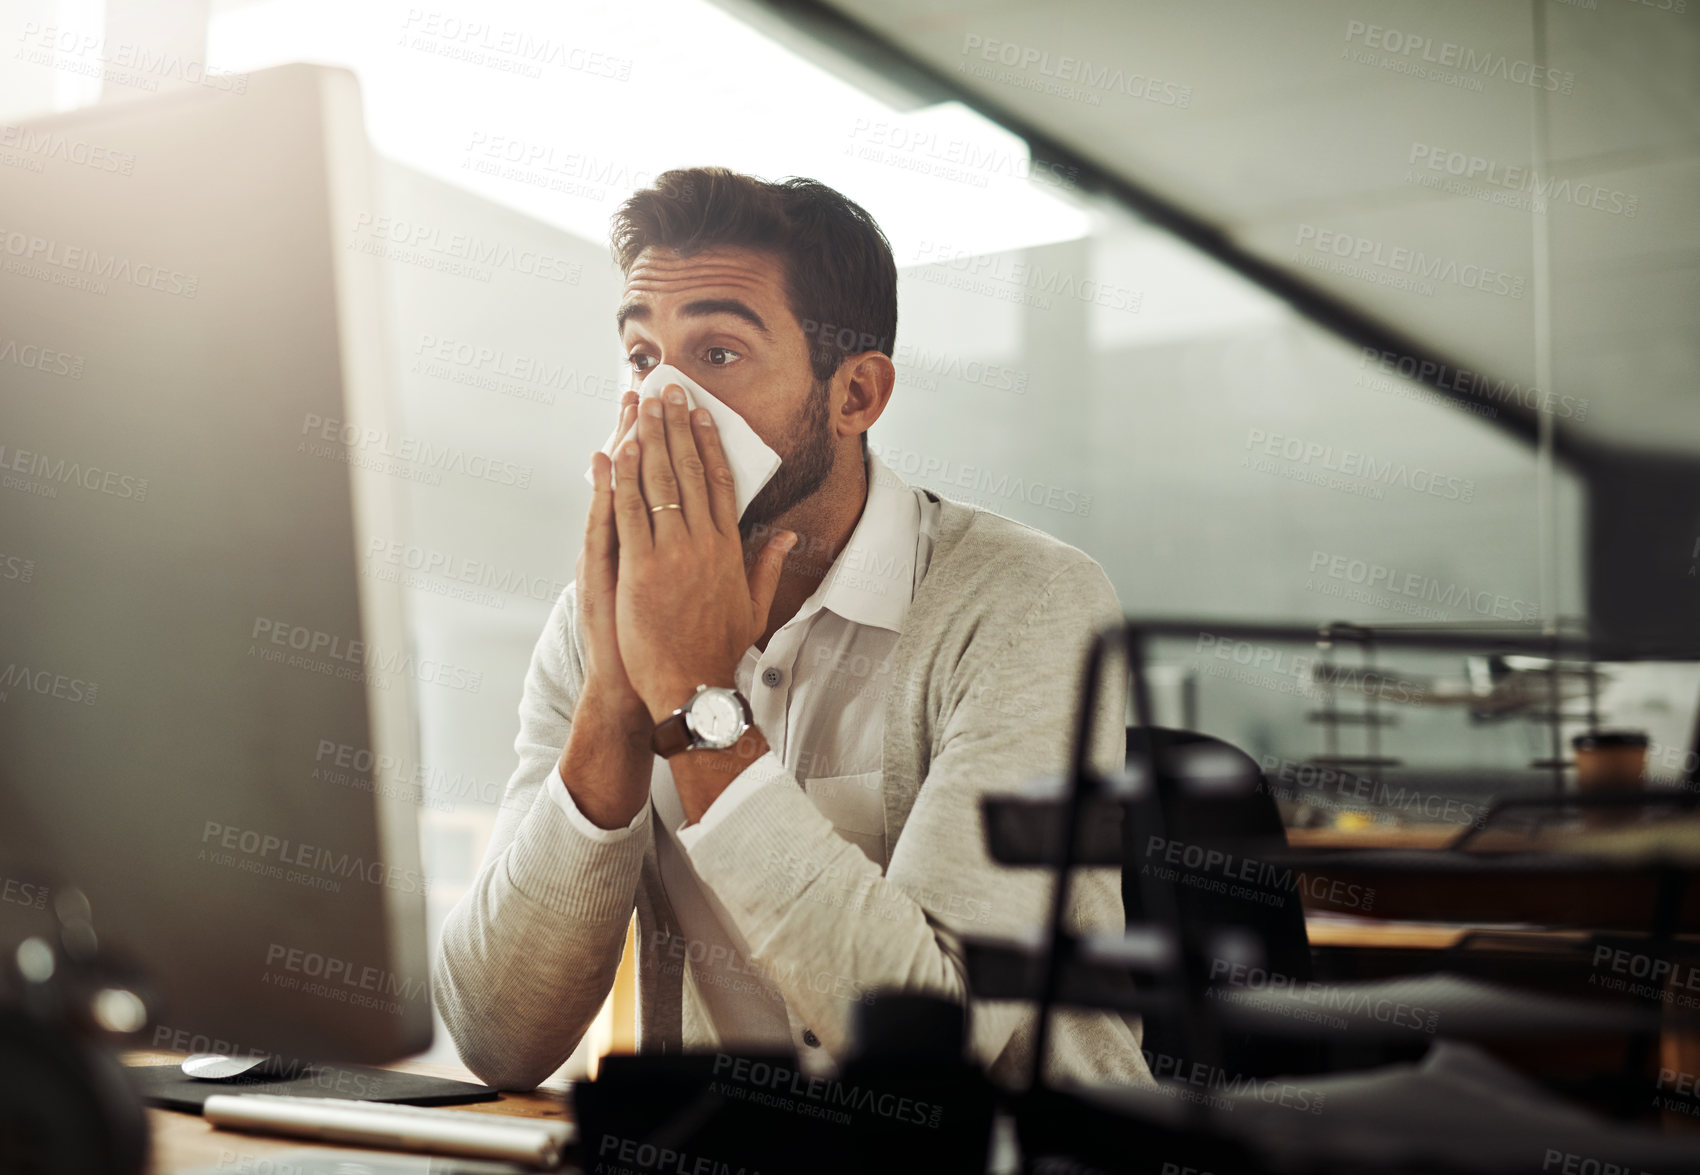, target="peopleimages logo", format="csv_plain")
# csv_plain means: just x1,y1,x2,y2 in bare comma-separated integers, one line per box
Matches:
912,239,1143,313
711,1053,945,1128
1294,224,1525,299
0,442,149,502
0,662,99,705
1407,142,1637,218
1141,1049,1327,1113
365,537,569,605
1258,754,1484,827
868,440,1092,516
0,123,135,175
412,333,622,406
1141,833,1375,912
15,23,250,94
959,34,1194,107
0,336,84,379
265,943,428,1004
1193,633,1430,705
1343,21,1576,94
461,134,690,202
846,117,1079,190
650,929,879,1007
314,738,517,812
199,821,429,895
1206,959,1439,1035
1245,428,1476,502
299,413,533,490
1357,347,1589,422
347,213,580,285
398,10,634,81
0,227,199,297
892,341,1029,394
1,877,49,910
0,552,36,583
249,616,484,694
594,1134,761,1175
1308,550,1541,622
